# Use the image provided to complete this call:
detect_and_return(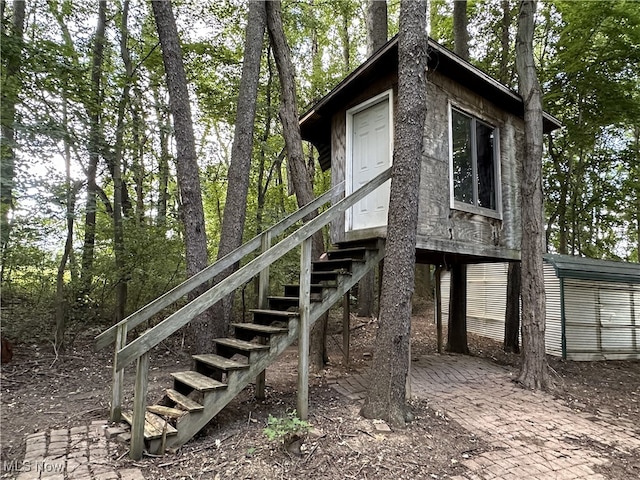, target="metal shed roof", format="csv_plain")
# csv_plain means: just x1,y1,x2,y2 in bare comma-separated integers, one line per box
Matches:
544,254,640,285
